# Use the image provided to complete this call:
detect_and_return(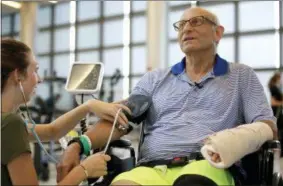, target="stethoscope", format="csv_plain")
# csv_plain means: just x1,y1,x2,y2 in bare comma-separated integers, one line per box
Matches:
18,81,122,164
19,81,59,163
